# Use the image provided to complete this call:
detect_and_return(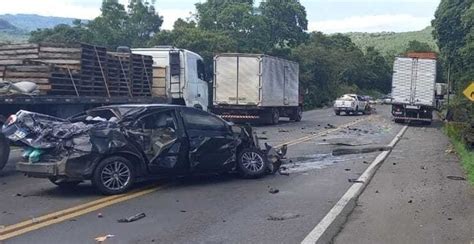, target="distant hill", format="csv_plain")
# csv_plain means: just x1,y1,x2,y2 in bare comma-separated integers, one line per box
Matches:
0,14,85,44
0,14,84,32
346,27,438,56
